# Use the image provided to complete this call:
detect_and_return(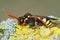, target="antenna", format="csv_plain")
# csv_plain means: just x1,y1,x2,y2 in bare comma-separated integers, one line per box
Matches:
2,8,18,20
